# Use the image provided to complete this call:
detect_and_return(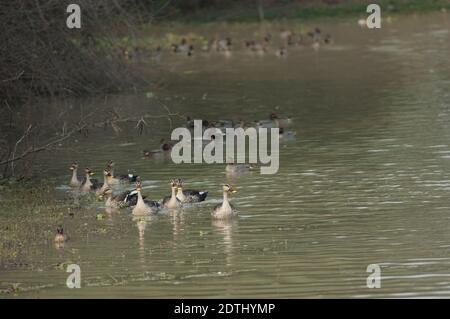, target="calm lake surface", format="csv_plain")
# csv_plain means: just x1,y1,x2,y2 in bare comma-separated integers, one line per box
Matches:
1,12,450,298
